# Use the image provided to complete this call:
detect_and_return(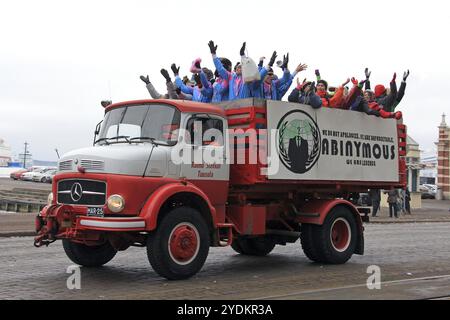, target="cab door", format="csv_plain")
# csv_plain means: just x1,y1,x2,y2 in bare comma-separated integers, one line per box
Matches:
180,114,229,205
